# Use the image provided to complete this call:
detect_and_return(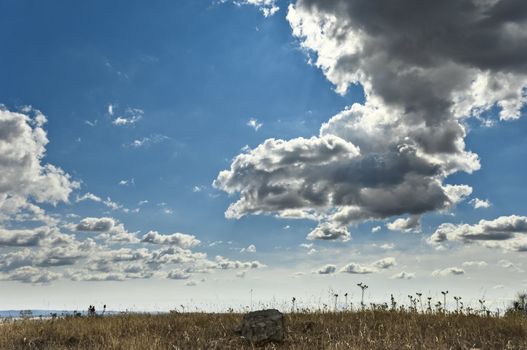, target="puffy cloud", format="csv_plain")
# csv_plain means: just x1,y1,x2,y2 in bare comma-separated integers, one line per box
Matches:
387,215,421,233
0,226,52,247
167,270,191,280
469,198,492,209
76,217,115,232
141,231,200,249
1,266,61,284
215,0,527,242
240,244,256,253
214,255,266,270
432,267,465,277
340,257,396,274
371,226,381,233
0,108,78,221
428,215,527,251
307,222,350,241
339,263,376,274
315,264,336,274
76,217,139,243
372,257,397,269
391,271,415,280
